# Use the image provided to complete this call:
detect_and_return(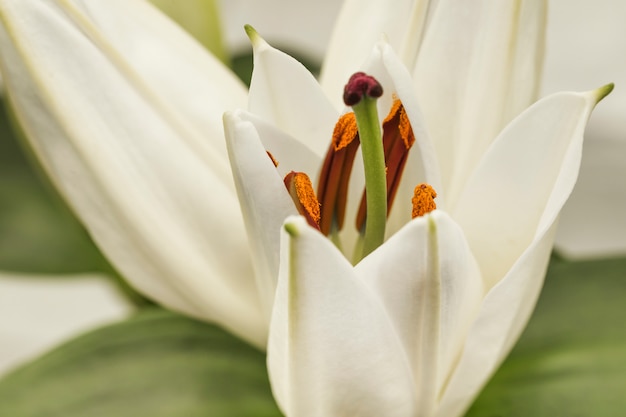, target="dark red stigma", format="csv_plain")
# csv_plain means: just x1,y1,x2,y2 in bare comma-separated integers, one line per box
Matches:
343,72,383,106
